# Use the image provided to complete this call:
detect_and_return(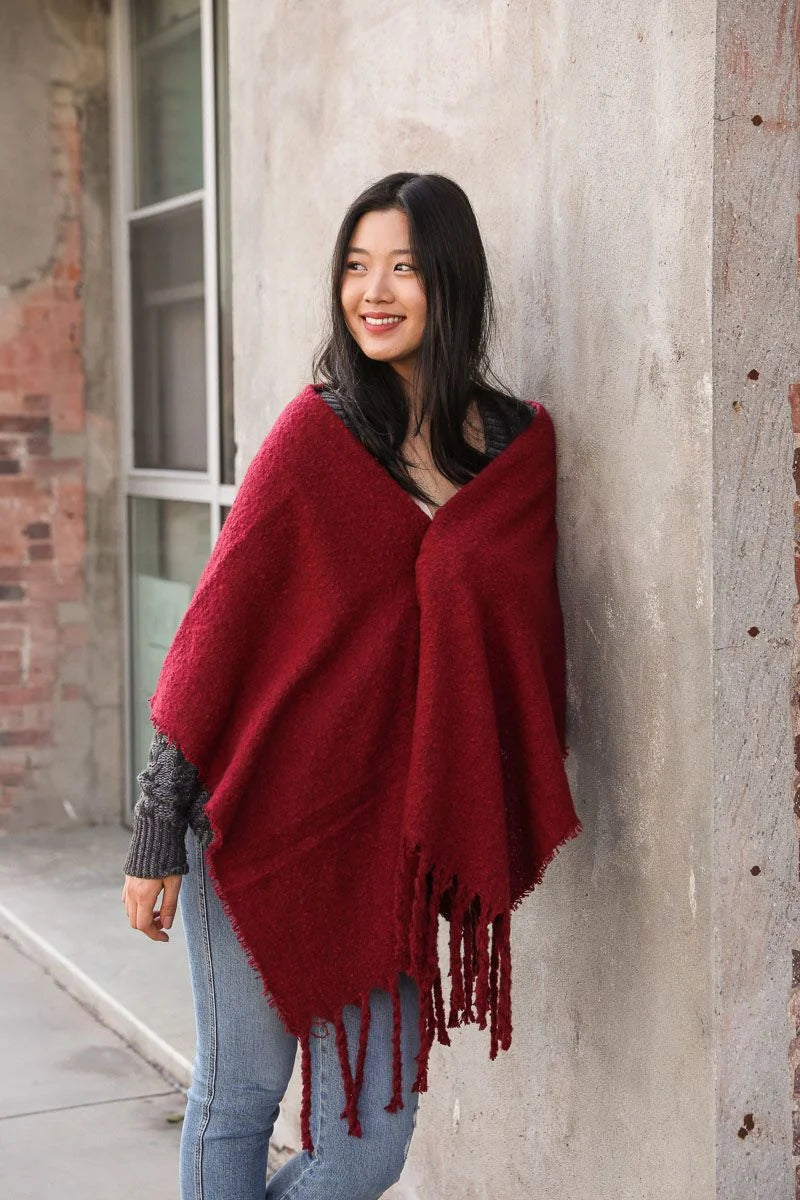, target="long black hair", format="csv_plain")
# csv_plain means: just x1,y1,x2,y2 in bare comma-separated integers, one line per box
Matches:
312,171,520,506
